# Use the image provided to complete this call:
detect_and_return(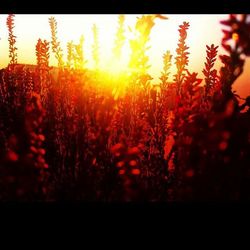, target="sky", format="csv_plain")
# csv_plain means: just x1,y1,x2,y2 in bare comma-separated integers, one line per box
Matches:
0,14,249,98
